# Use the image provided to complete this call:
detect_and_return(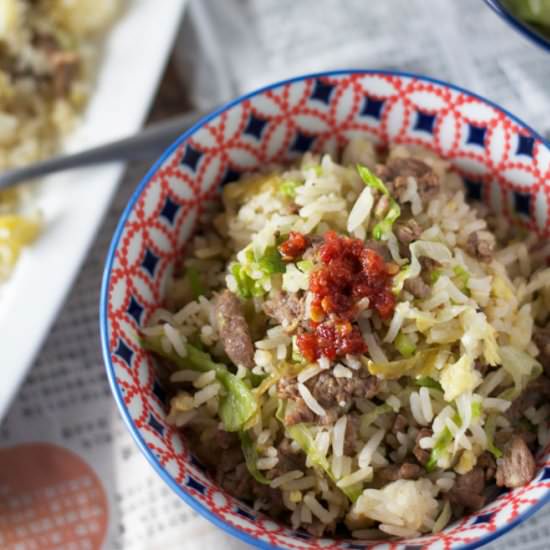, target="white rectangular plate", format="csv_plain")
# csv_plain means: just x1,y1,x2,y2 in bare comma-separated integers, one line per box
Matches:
0,0,187,418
